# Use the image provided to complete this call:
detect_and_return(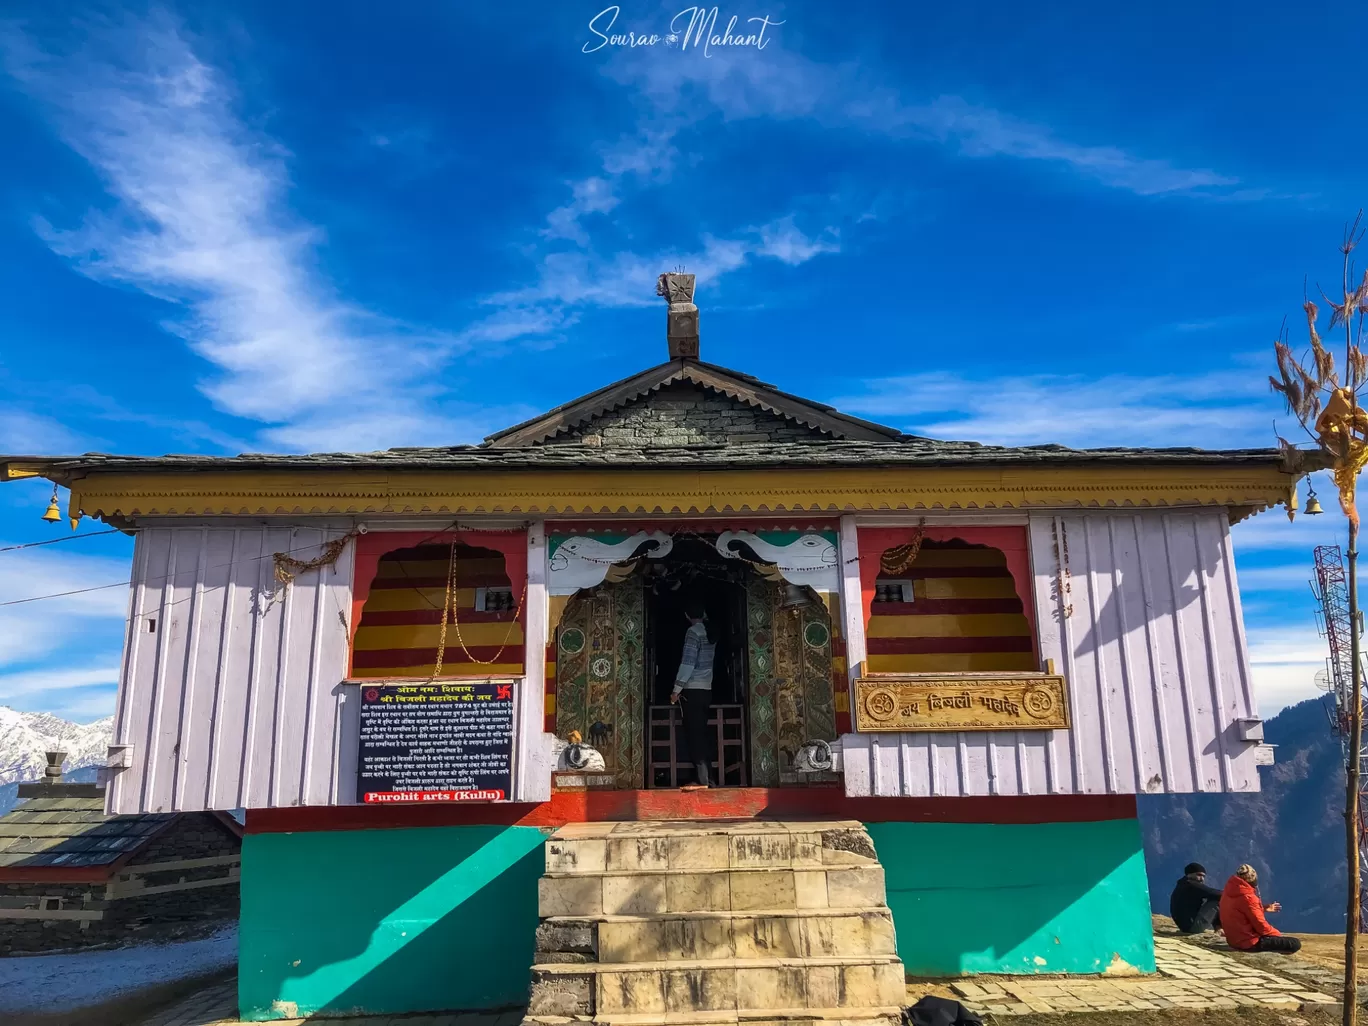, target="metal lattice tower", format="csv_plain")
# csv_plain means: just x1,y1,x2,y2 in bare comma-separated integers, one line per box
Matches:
1313,544,1358,739
1311,544,1368,931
